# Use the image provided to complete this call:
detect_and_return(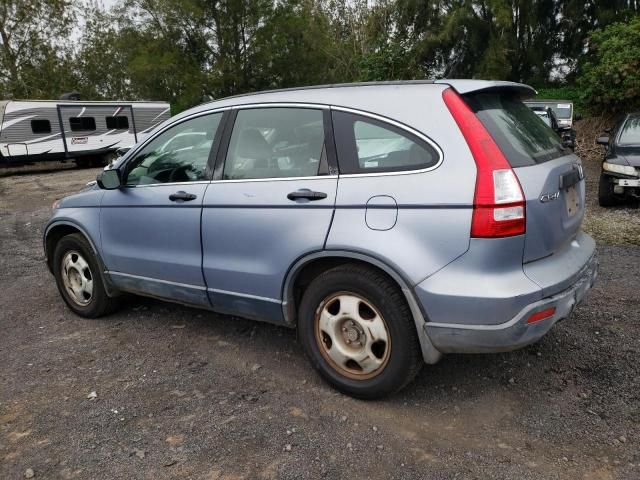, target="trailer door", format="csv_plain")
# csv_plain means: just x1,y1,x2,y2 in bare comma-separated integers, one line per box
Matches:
58,104,136,155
